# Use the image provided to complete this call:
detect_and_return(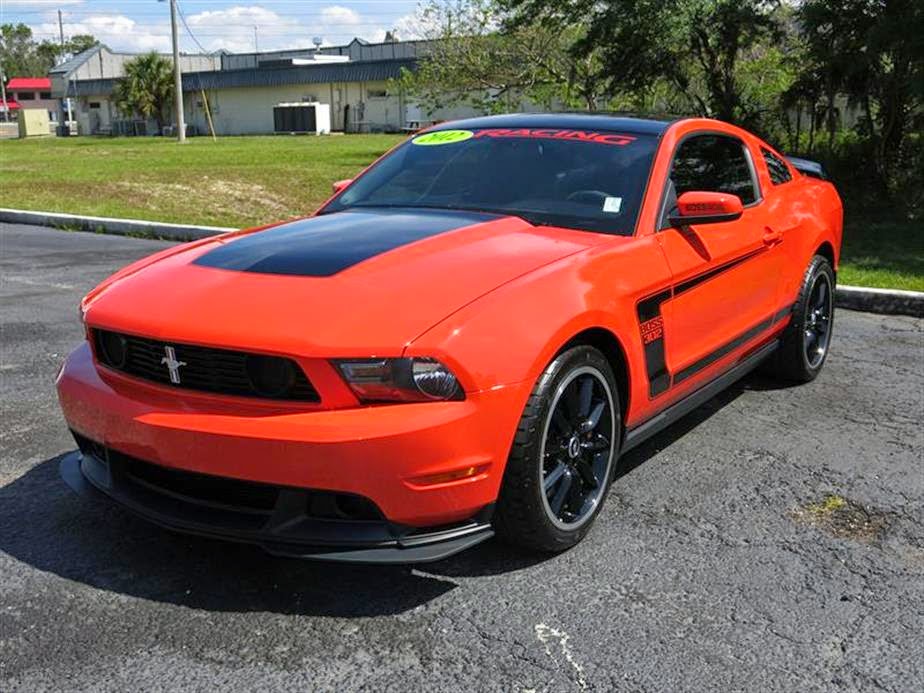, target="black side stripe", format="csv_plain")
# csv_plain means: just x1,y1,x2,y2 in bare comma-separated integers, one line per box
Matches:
635,246,777,398
636,289,672,396
673,247,765,295
674,315,774,385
